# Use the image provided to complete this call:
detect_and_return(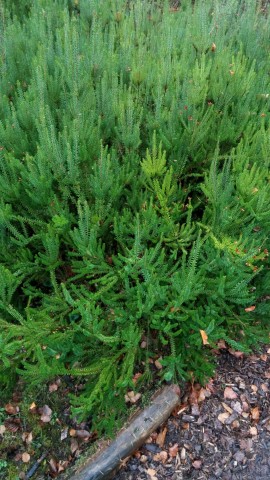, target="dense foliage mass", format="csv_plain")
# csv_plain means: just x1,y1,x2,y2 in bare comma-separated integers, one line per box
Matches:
0,0,269,432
